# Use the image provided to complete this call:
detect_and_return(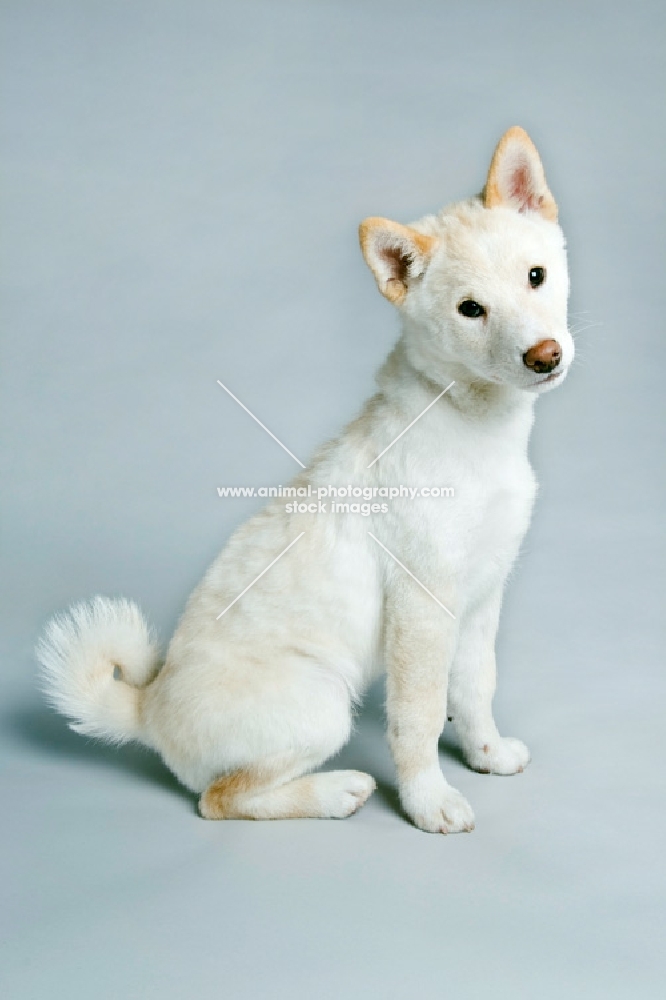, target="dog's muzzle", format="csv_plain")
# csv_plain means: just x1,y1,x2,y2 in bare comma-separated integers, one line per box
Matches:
522,339,562,374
